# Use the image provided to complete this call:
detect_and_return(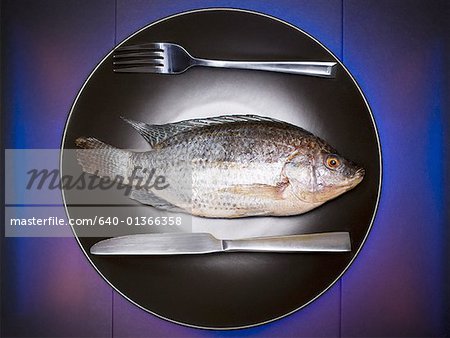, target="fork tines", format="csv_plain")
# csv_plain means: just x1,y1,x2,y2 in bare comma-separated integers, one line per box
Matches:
115,42,165,51
113,43,165,73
